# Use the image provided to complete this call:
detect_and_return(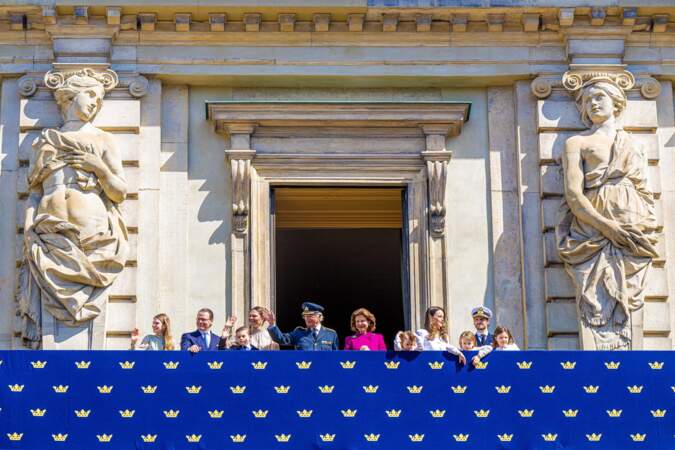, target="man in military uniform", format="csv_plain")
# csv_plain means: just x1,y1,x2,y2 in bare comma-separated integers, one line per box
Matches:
264,302,339,350
472,306,493,347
